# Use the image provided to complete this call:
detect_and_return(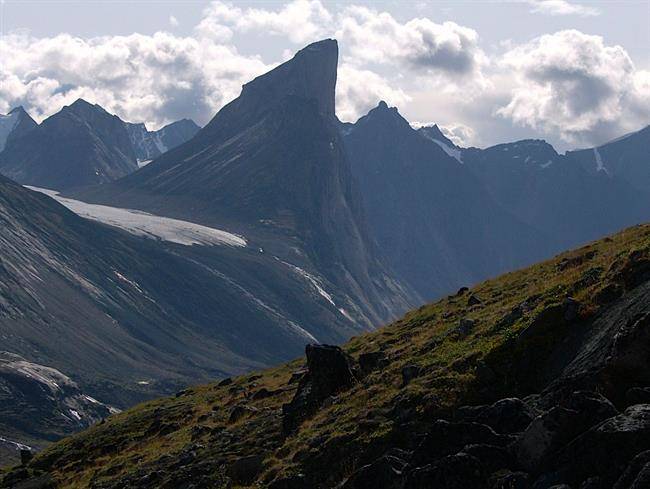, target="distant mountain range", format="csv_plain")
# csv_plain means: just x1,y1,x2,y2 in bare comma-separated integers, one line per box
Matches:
0,102,199,189
124,118,200,163
343,102,649,300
